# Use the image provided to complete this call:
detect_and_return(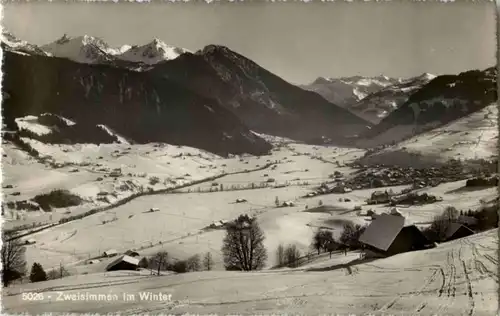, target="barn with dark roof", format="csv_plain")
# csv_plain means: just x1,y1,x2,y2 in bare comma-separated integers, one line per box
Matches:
444,223,474,242
106,255,140,271
358,213,435,258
